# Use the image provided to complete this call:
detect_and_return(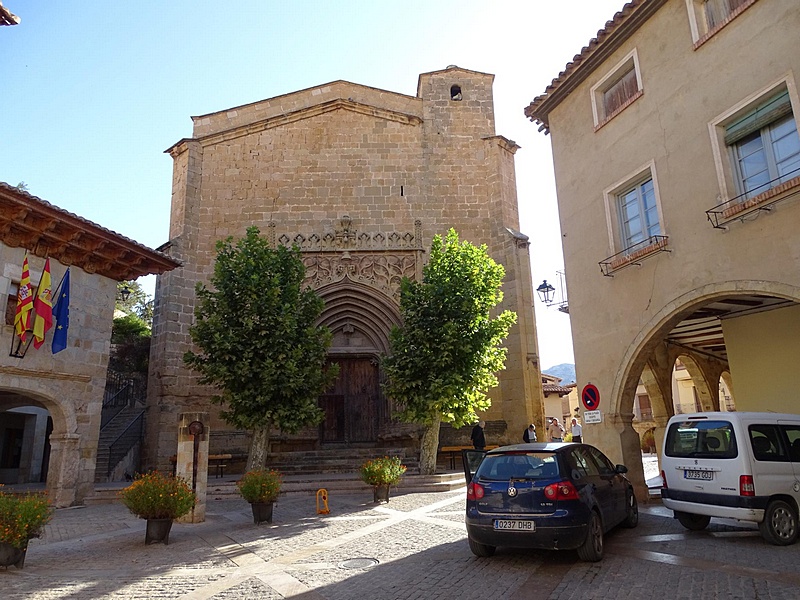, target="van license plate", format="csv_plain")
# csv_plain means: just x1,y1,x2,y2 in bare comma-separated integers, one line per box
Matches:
494,519,535,531
684,470,713,480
